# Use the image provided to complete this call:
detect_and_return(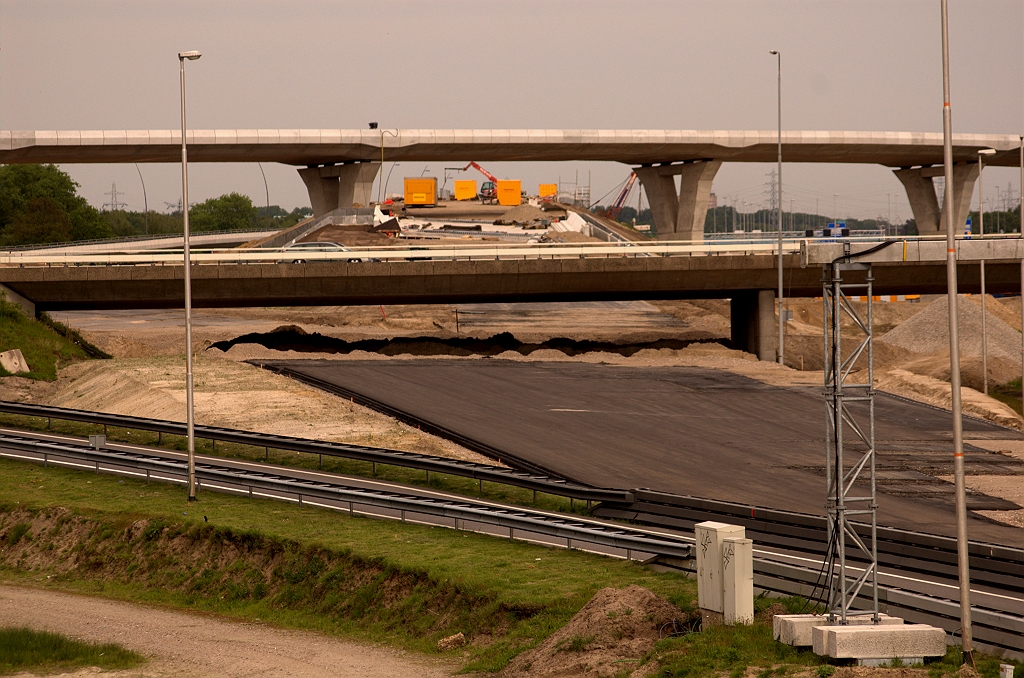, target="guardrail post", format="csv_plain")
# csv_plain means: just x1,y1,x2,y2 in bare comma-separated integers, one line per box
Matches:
146,469,150,484
43,453,47,467
318,453,322,470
